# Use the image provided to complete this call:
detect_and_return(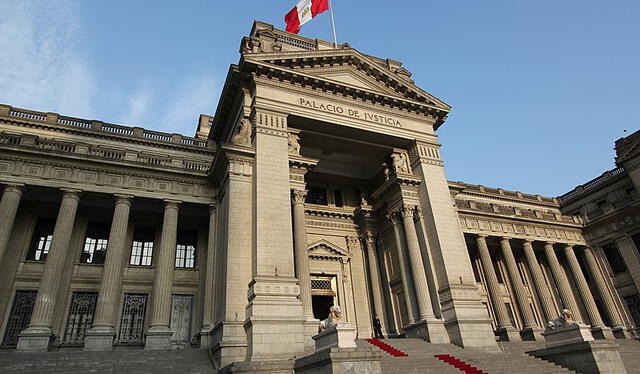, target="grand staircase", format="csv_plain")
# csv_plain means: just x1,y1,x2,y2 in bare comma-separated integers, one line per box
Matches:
358,338,578,374
0,347,213,374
